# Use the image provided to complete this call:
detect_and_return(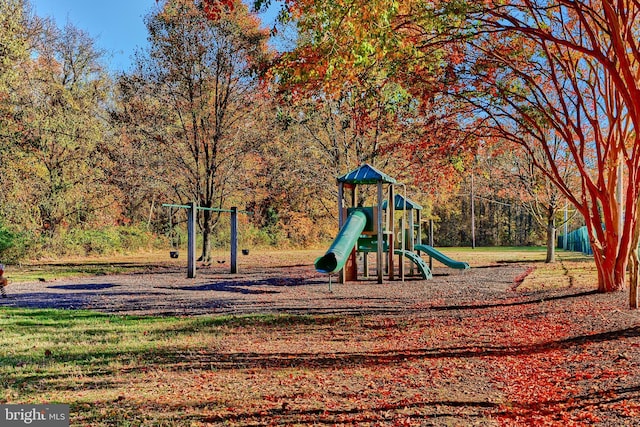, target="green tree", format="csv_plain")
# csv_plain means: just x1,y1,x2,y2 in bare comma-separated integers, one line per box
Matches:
0,0,28,86
0,0,30,153
8,20,113,238
253,0,481,202
115,0,271,261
